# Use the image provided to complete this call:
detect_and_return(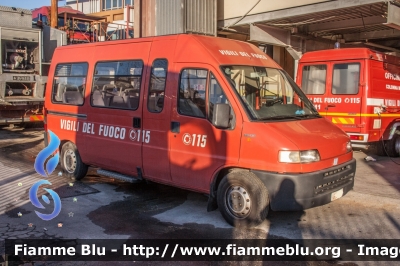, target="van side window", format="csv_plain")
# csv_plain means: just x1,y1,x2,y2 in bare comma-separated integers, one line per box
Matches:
148,59,167,113
91,60,143,109
209,73,235,129
301,65,326,95
332,63,360,95
178,69,207,118
52,63,88,105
